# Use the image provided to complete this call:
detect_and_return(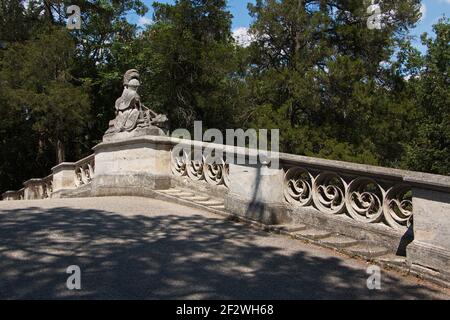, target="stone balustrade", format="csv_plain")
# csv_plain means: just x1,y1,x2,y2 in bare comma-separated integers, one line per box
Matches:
51,154,95,197
42,174,54,199
1,155,95,200
2,174,54,201
163,138,449,284
283,162,412,231
74,154,96,188
1,188,24,201
171,149,230,188
1,134,449,285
